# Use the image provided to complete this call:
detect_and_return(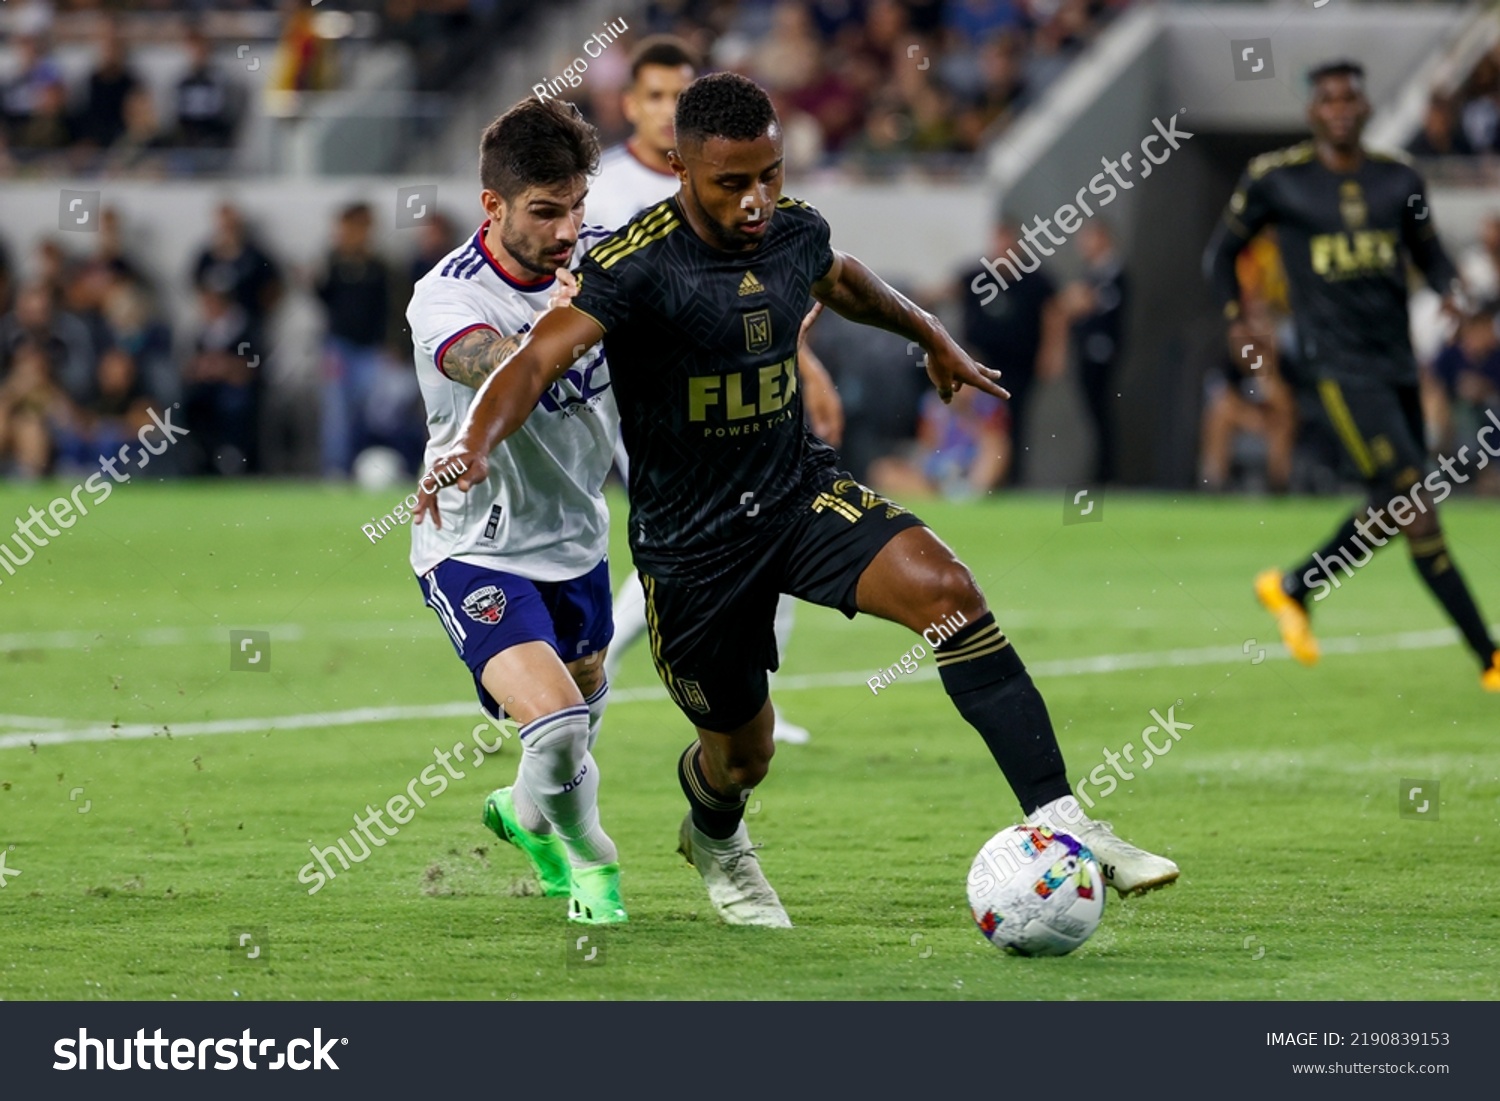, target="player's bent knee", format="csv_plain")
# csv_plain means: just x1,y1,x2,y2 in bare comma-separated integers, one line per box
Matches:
703,735,773,791
722,755,771,790
519,707,591,783
568,654,606,699
930,560,986,619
